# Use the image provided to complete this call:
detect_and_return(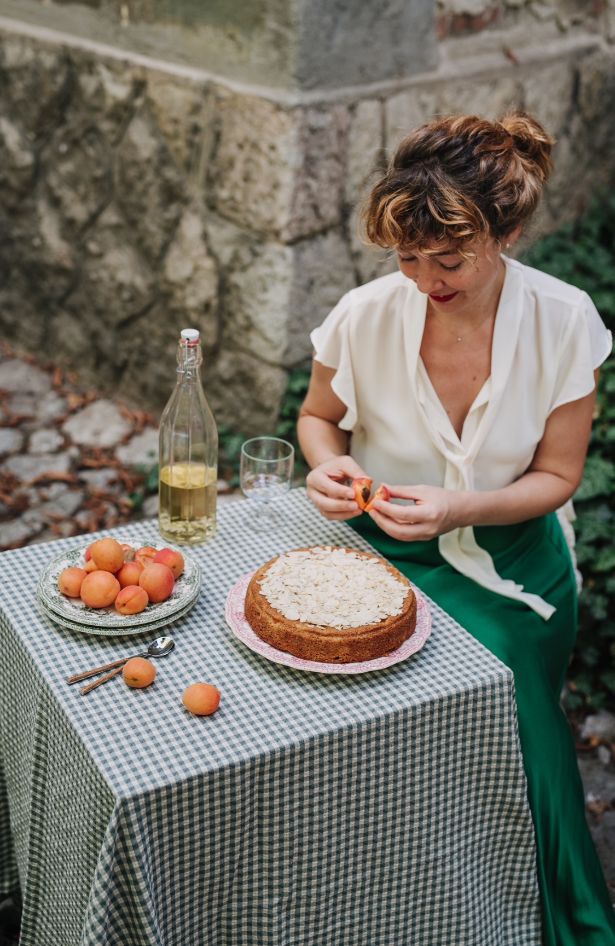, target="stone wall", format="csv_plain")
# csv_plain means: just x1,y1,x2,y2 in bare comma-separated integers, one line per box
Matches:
436,0,610,38
0,0,614,432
